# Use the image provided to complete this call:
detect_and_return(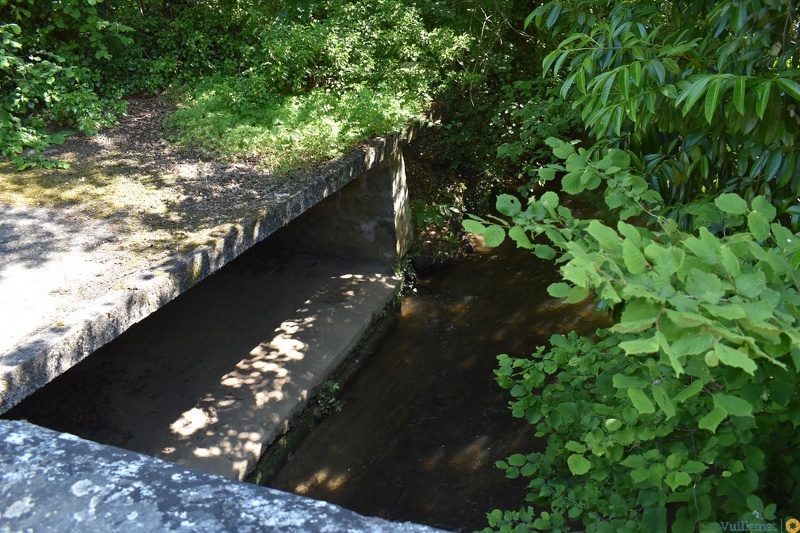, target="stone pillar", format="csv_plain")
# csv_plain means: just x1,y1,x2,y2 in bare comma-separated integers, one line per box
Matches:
268,149,412,264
